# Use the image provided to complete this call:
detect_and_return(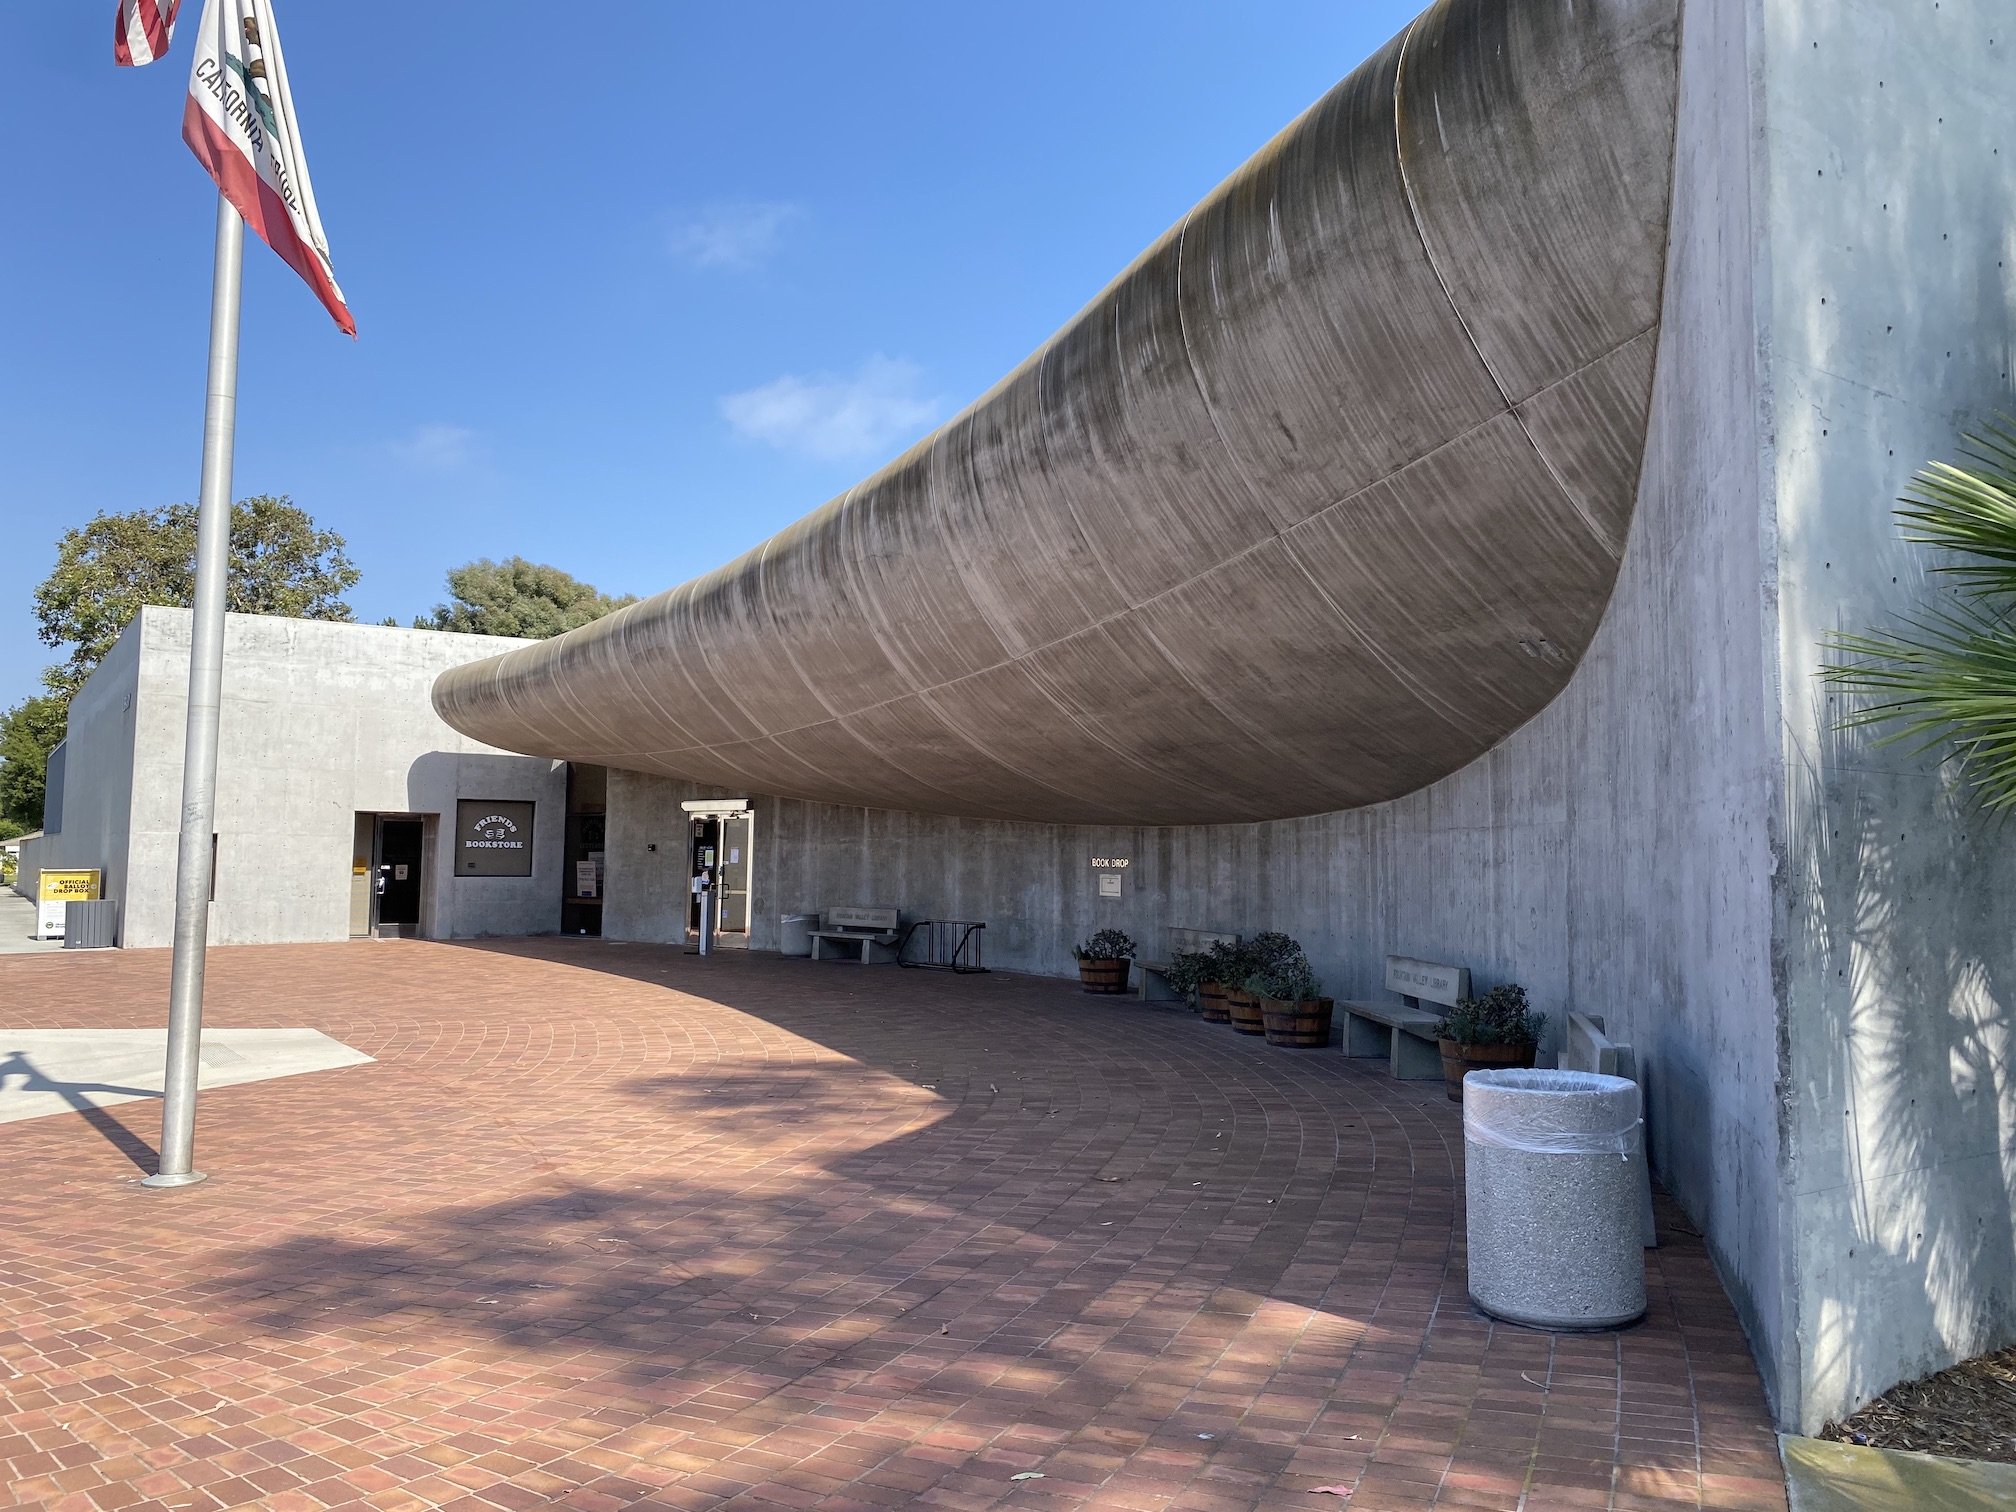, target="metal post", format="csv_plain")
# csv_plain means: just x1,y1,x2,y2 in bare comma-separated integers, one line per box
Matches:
143,196,244,1191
